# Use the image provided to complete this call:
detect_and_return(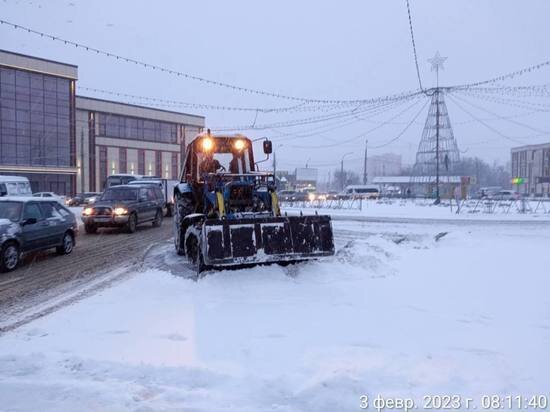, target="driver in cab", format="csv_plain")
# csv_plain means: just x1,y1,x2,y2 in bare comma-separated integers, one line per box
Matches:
199,152,223,175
